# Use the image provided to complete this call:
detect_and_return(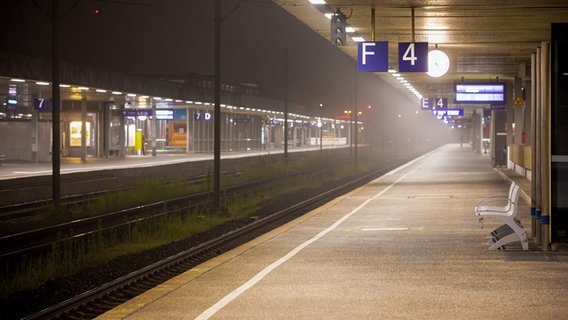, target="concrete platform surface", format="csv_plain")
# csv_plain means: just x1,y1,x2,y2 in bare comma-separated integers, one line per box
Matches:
96,144,568,320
